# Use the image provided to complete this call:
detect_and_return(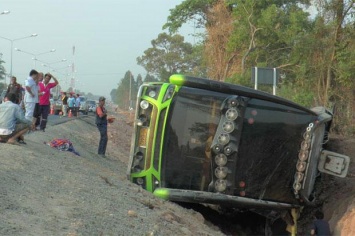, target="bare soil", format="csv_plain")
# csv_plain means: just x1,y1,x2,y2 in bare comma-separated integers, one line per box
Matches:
0,112,222,236
321,136,355,235
0,109,354,235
